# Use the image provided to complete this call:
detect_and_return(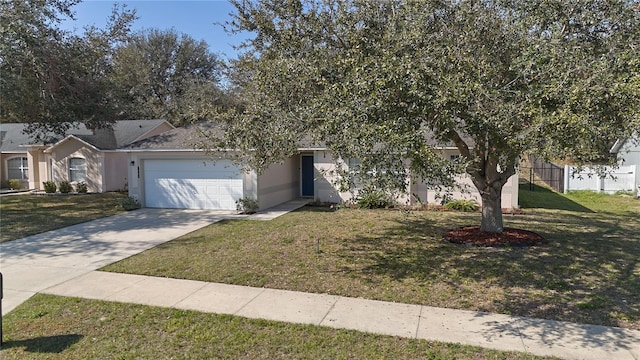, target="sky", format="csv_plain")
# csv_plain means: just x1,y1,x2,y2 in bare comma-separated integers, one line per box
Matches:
60,0,251,60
